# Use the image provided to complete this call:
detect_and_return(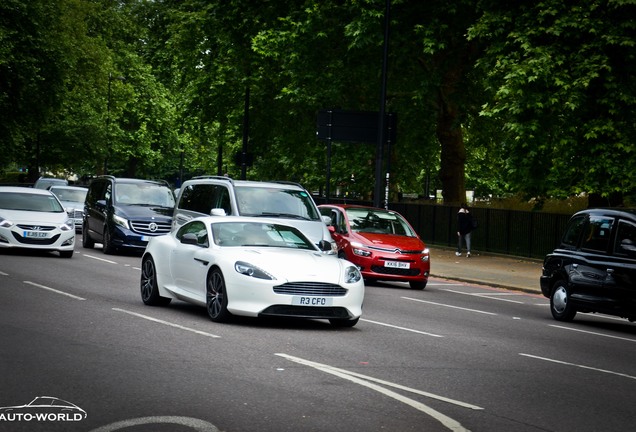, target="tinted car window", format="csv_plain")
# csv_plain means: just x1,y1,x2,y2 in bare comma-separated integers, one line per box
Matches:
581,216,613,252
179,184,231,215
615,220,636,256
177,220,208,246
560,215,586,248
